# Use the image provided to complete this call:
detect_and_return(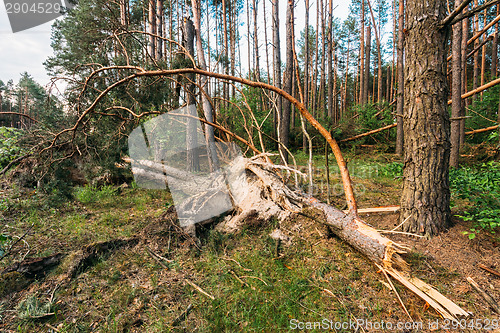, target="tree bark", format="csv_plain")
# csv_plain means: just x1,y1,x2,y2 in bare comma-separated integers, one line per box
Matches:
396,0,405,156
280,0,294,163
400,0,451,237
450,0,463,169
156,0,163,60
183,18,199,172
272,0,282,149
327,0,334,120
364,25,372,105
492,5,499,77
461,11,468,143
473,0,479,101
253,0,261,81
190,0,219,170
360,0,365,104
148,0,156,59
